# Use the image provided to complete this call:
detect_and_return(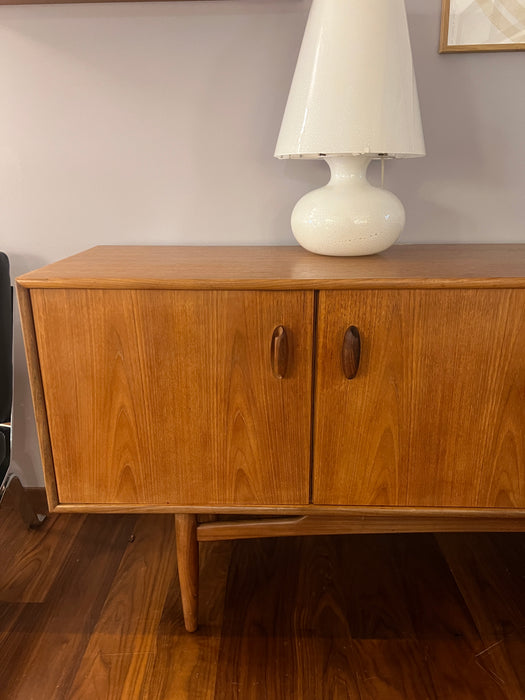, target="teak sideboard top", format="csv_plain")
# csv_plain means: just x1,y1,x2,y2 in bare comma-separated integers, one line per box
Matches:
16,244,525,290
